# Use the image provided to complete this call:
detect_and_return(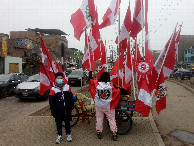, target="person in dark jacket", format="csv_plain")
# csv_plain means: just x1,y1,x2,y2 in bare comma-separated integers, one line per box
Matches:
49,72,74,144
